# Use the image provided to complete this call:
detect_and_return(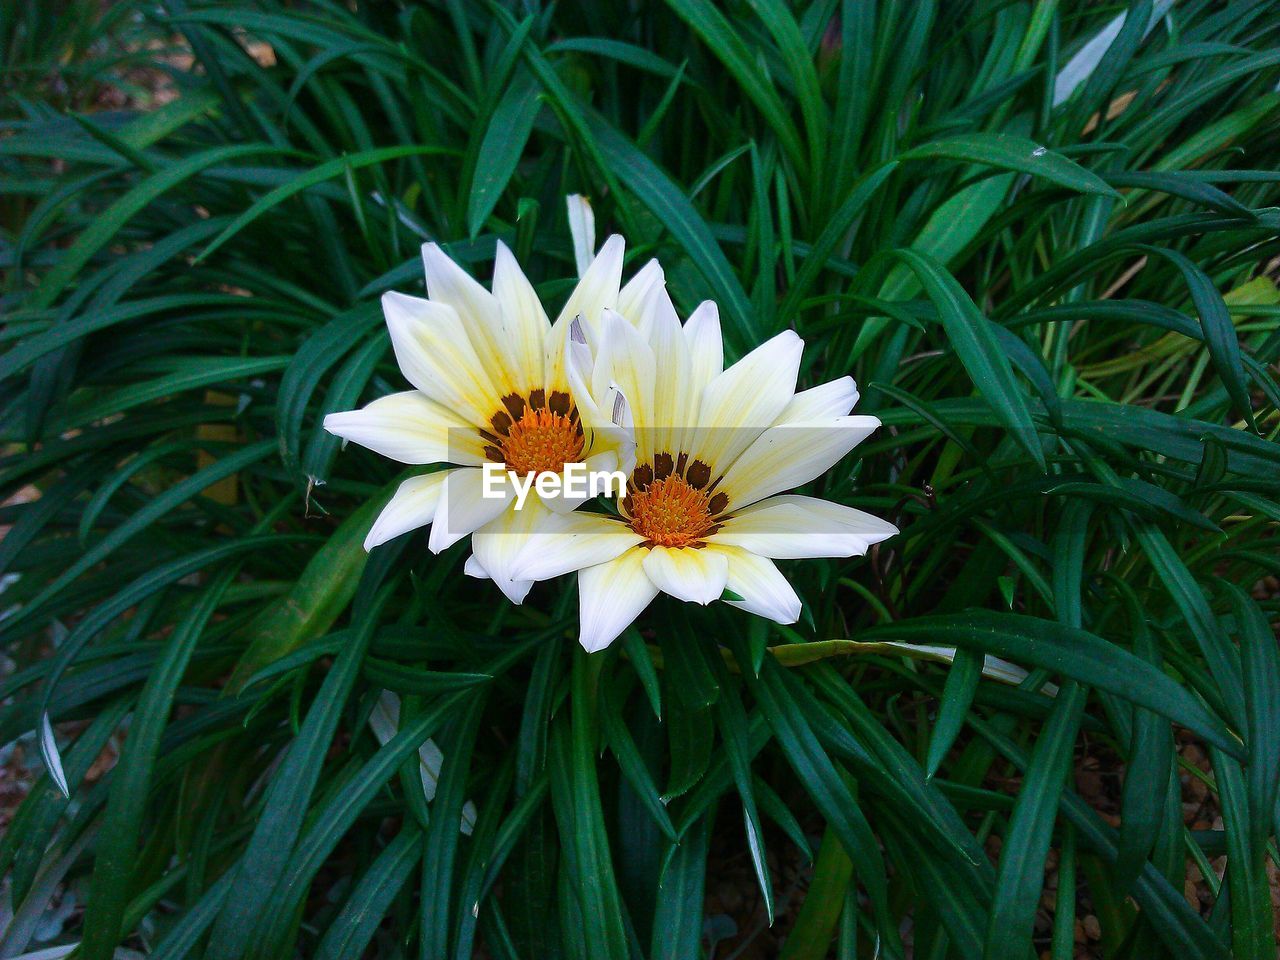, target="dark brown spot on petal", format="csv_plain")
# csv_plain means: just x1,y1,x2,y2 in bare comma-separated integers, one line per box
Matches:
485,445,504,462
675,451,689,476
502,393,526,420
528,388,546,410
654,452,674,481
490,411,513,436
708,492,729,516
549,390,571,416
632,464,653,491
686,460,711,489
